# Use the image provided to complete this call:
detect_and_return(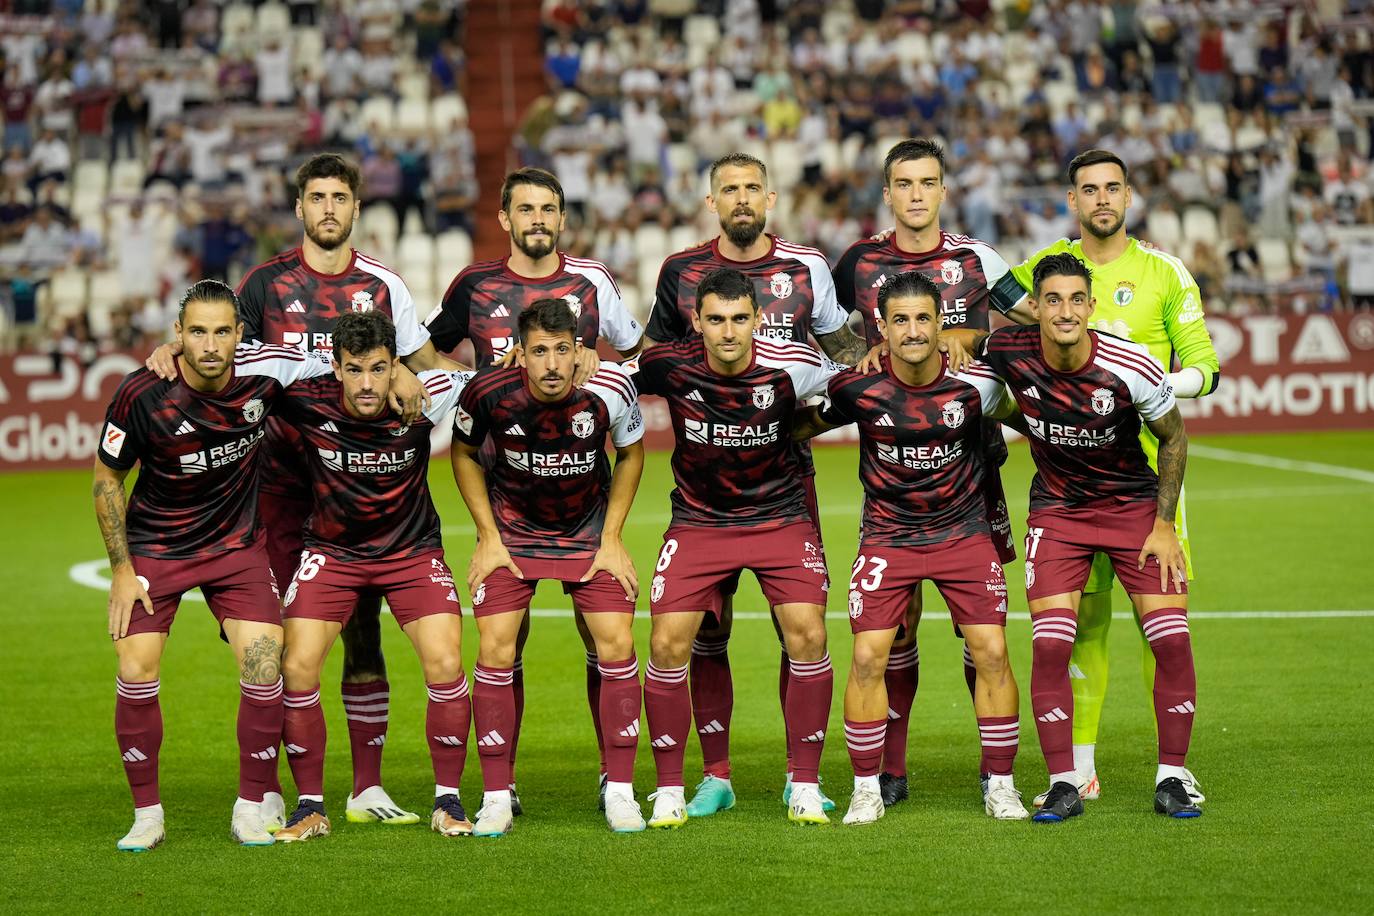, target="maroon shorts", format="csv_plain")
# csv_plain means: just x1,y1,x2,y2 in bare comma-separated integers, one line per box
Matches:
651,521,829,619
471,556,635,618
722,477,824,601
847,535,1008,634
127,541,281,638
283,548,462,628
258,489,310,590
984,468,1017,565
1023,501,1189,600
